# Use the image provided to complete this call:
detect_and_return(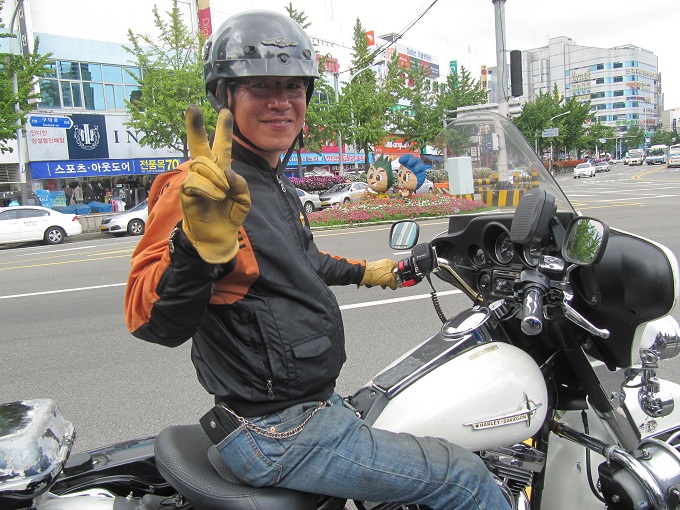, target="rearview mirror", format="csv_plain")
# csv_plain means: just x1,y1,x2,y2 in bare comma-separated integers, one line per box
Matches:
562,217,609,266
389,221,419,250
